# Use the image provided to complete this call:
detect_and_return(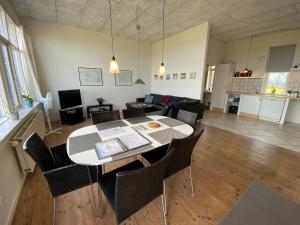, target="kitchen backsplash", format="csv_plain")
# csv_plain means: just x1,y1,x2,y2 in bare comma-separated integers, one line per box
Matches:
286,73,300,93
231,78,263,93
